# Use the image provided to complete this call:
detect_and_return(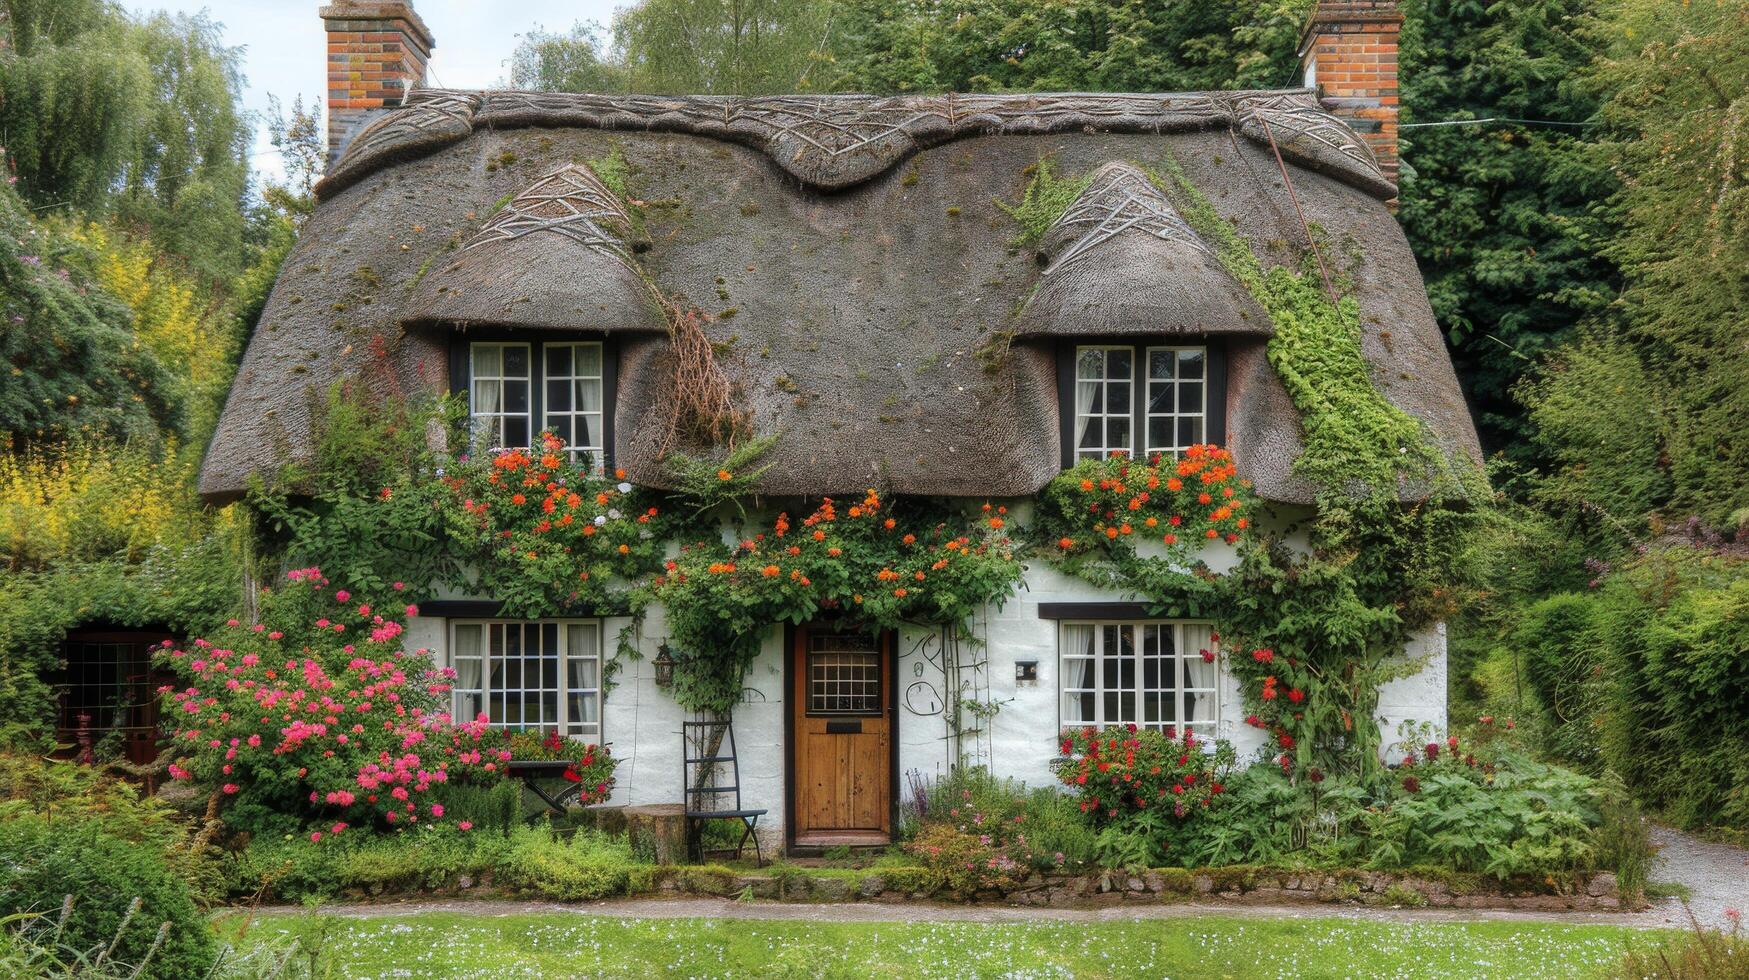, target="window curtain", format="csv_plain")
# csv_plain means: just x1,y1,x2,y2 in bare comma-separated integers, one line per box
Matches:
1074,379,1097,450
1181,623,1217,725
